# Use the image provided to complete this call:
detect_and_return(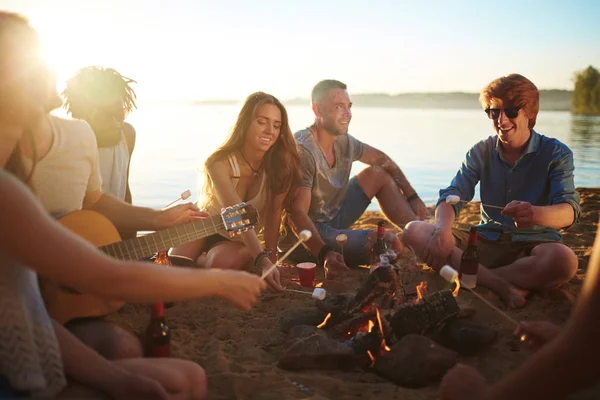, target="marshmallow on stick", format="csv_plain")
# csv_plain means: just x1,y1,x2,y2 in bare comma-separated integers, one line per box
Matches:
164,190,192,208
439,265,524,340
446,195,504,210
261,230,312,280
287,287,327,300
336,233,348,257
